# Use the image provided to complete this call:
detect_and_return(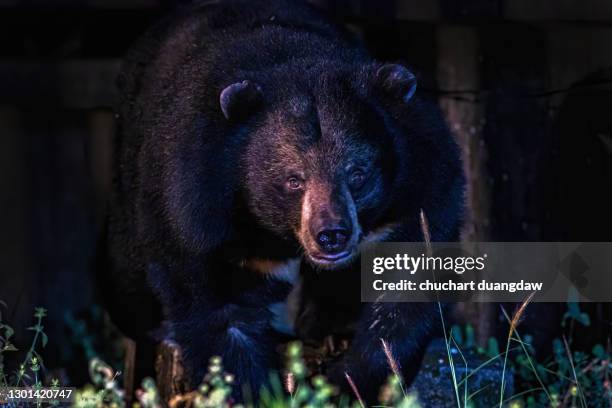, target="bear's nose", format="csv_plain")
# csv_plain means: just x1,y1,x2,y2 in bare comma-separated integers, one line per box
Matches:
316,228,350,254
